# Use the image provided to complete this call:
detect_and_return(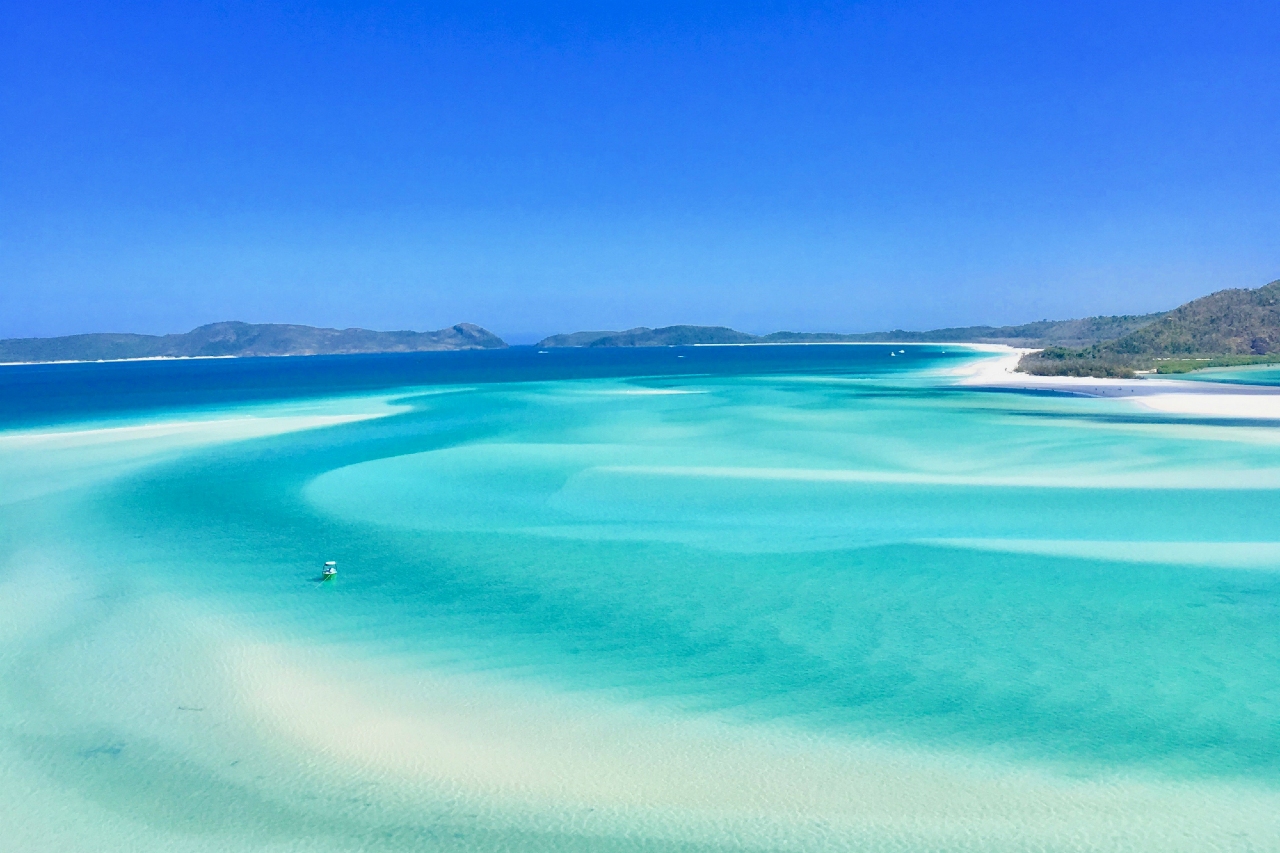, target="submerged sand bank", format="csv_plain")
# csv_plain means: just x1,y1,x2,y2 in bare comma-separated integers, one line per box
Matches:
6,541,1276,853
226,614,1280,851
0,398,408,507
